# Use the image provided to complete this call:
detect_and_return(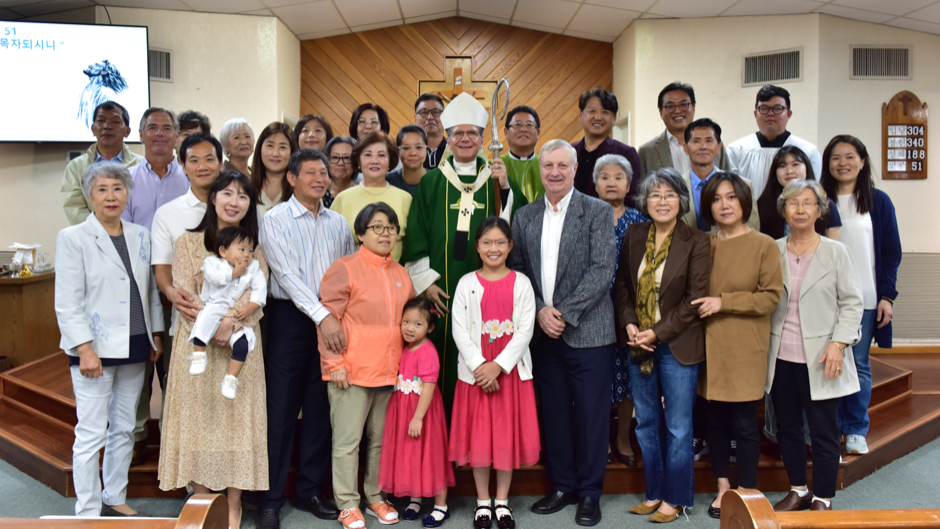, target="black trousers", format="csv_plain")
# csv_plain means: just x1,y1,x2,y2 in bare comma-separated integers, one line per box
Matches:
693,395,709,440
706,399,760,488
256,299,332,510
770,359,841,498
535,336,612,498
